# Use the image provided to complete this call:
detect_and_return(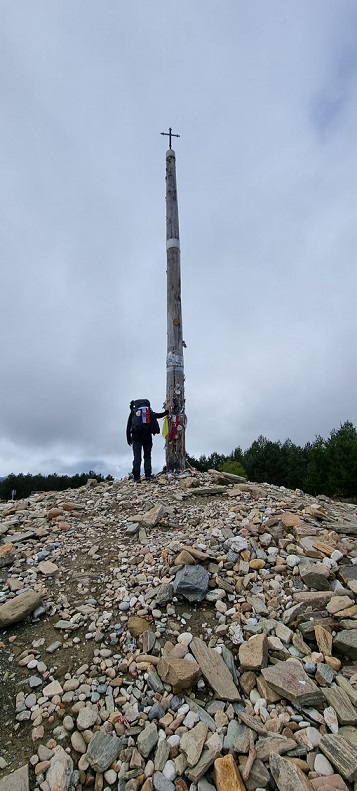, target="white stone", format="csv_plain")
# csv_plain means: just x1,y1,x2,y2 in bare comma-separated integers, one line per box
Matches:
162,760,176,781
177,632,193,646
314,753,334,775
